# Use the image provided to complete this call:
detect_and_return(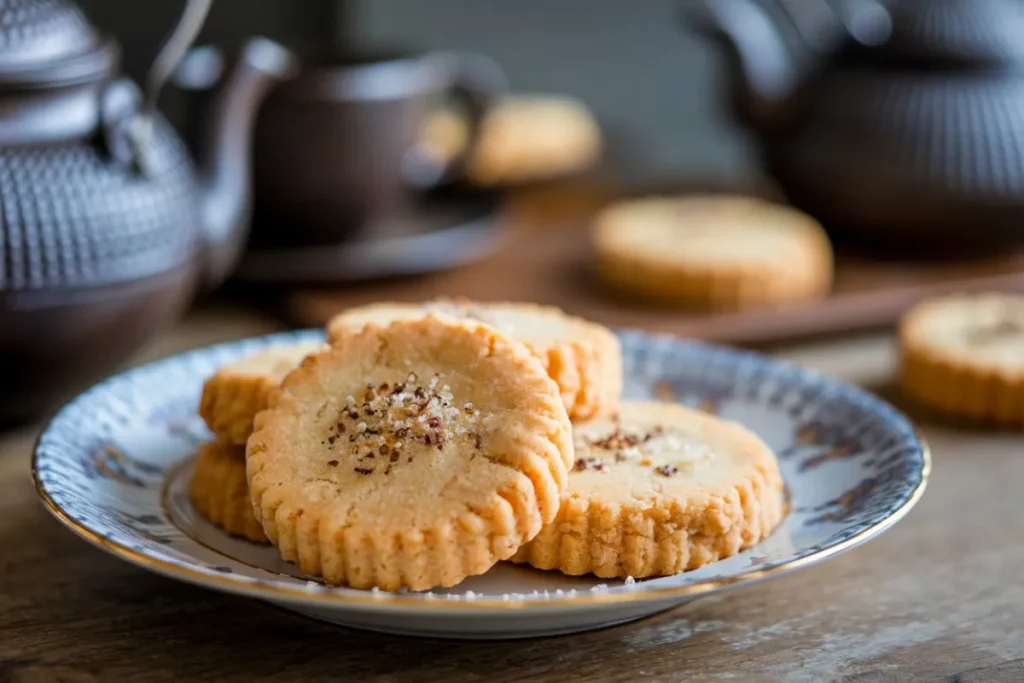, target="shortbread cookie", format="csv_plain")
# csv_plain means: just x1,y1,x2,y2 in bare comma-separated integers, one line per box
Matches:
900,294,1024,425
247,315,574,591
593,195,833,310
327,300,622,421
200,342,324,445
189,441,268,543
511,401,785,578
420,95,601,185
